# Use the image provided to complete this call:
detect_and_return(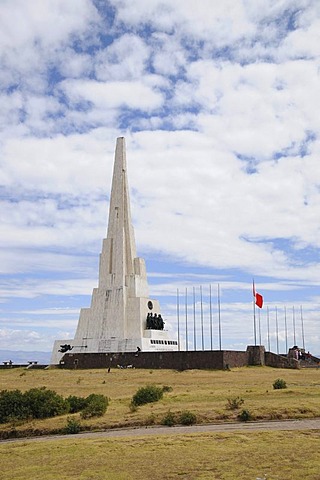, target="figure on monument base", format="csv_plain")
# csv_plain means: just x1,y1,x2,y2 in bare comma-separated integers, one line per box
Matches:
146,312,165,330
